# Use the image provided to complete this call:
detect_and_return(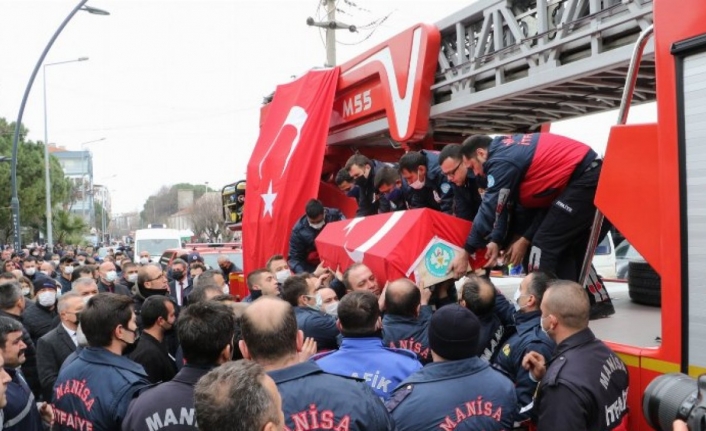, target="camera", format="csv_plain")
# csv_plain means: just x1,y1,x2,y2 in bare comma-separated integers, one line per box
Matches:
643,373,706,431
